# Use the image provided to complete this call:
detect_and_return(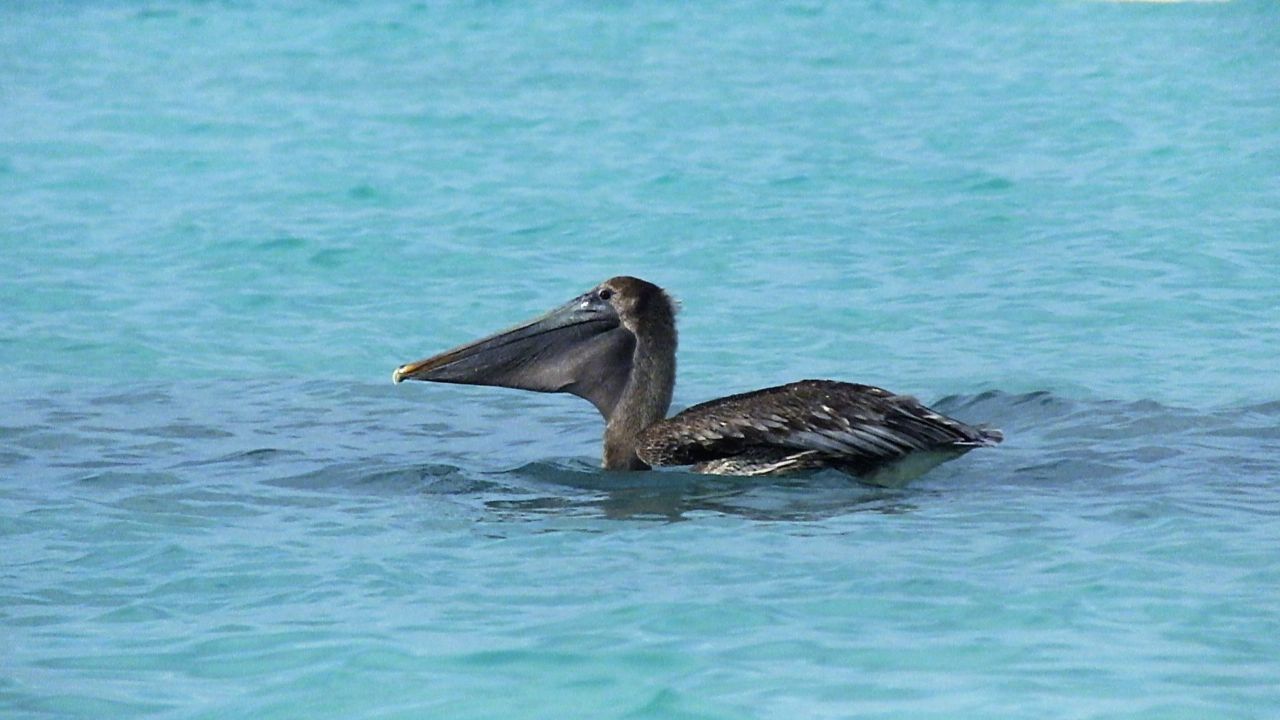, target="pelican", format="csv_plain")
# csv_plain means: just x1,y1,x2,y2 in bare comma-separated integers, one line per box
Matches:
393,276,1001,484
